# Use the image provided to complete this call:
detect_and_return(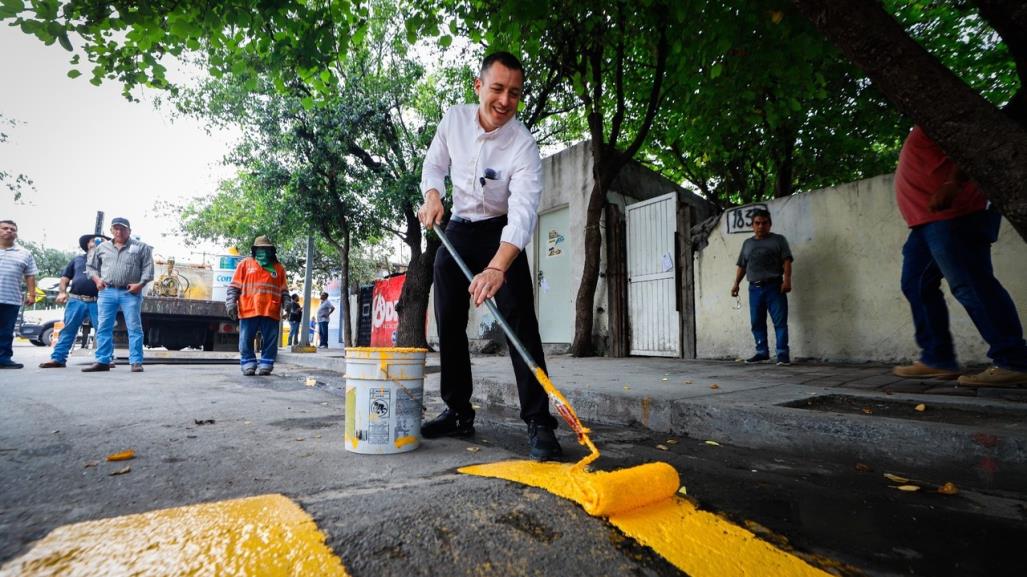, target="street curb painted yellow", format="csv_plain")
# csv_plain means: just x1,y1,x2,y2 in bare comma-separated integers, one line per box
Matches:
0,494,350,577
